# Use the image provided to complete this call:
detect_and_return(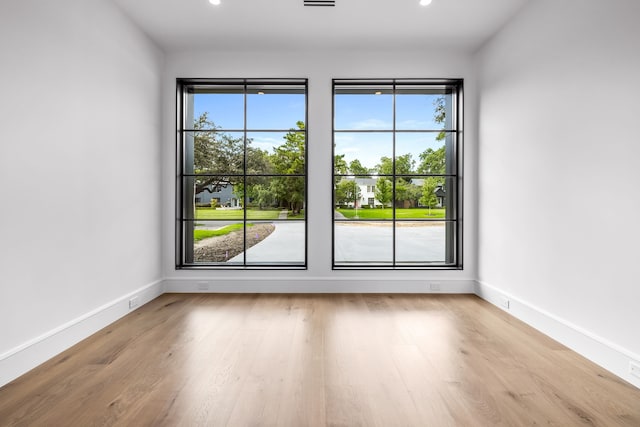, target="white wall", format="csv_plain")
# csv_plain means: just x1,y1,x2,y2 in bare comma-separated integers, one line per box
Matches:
1,0,637,392
0,0,164,384
477,0,640,383
162,48,478,291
